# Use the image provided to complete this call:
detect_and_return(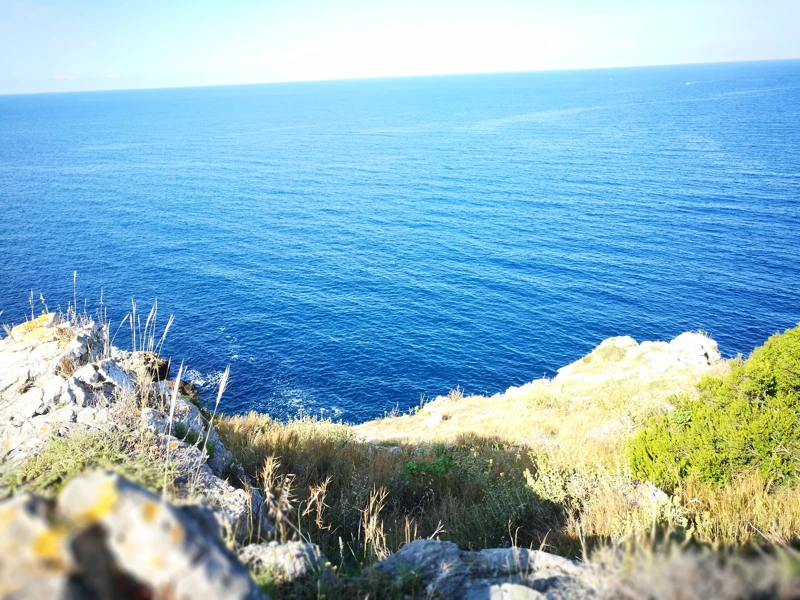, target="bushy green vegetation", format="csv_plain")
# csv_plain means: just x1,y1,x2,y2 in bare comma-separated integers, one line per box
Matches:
628,325,800,489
